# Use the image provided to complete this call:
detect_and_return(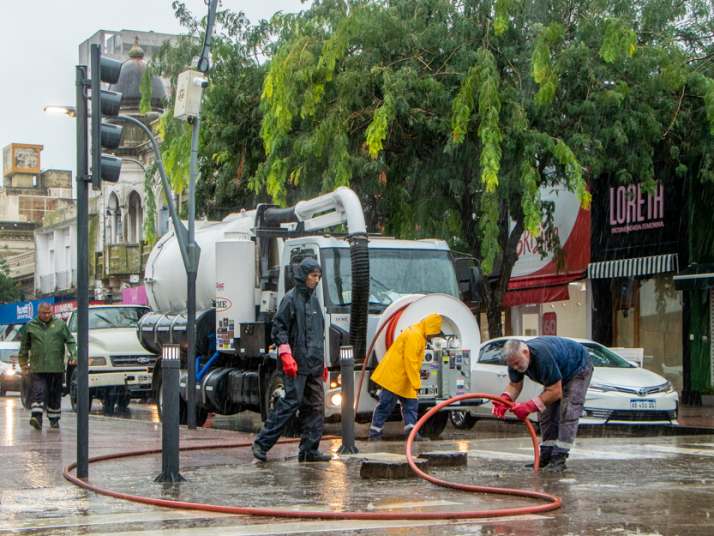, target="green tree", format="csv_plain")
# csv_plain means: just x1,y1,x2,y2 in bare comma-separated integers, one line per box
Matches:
256,0,714,336
0,258,20,303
